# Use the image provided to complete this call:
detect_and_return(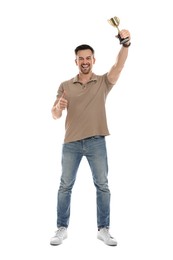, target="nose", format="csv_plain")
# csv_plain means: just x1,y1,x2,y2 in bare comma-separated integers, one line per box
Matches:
83,59,89,64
